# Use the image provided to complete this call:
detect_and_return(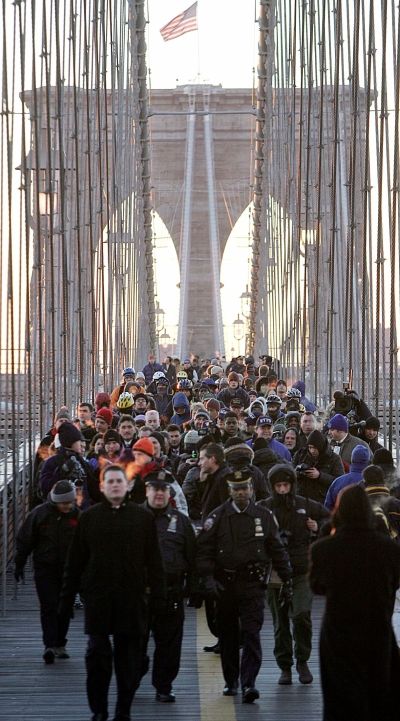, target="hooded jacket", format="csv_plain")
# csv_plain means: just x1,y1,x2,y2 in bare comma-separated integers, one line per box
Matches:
170,392,191,426
293,430,345,503
258,481,329,576
292,380,317,412
324,445,371,510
